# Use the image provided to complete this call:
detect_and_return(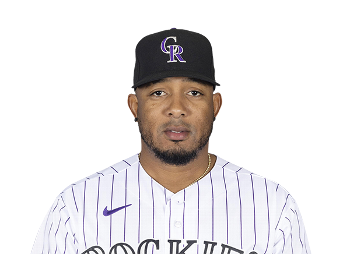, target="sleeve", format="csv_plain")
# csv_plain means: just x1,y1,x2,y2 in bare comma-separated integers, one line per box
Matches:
31,195,78,254
273,193,311,254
